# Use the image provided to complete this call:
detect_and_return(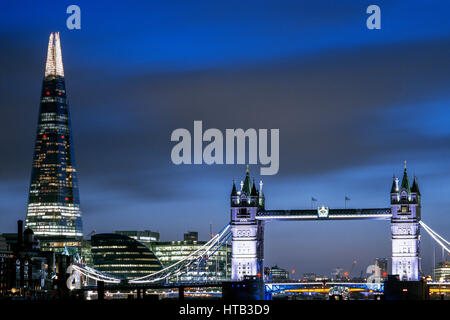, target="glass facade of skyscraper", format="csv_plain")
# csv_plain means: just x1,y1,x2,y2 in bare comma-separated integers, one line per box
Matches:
114,230,160,247
25,33,83,253
91,234,163,280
